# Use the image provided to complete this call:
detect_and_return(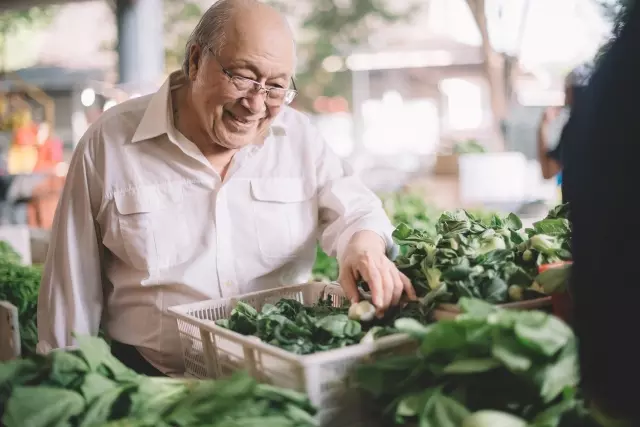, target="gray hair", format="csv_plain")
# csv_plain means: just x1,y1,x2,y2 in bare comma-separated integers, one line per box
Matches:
182,0,239,76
